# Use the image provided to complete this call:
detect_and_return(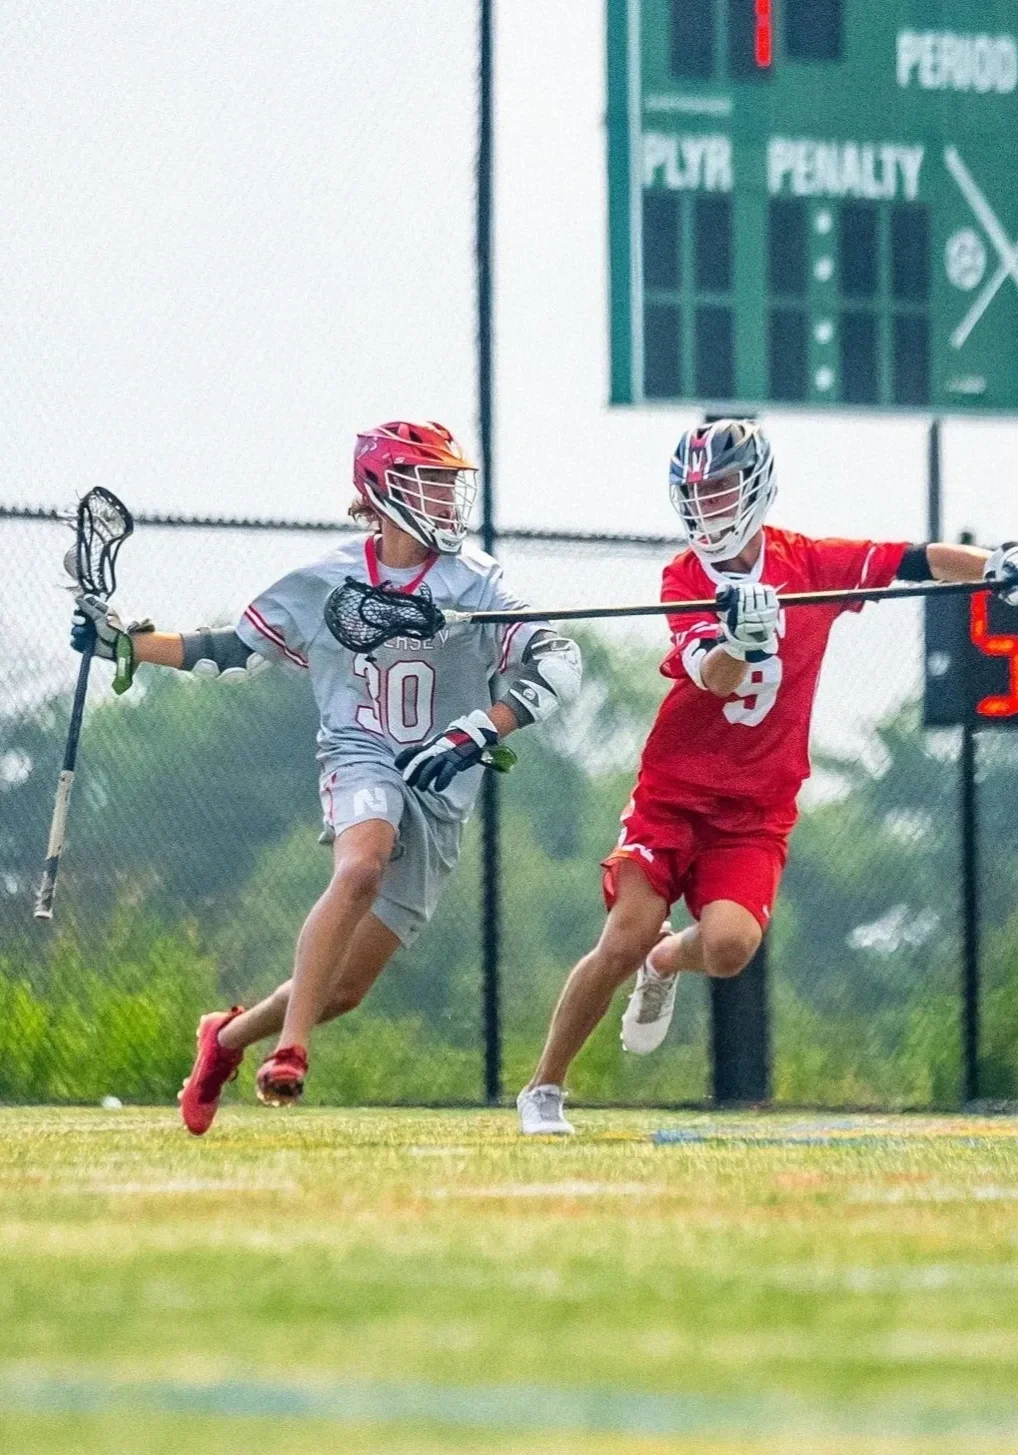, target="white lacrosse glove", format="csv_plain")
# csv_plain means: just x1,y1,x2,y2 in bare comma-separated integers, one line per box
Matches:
983,542,1018,607
715,583,780,662
71,592,153,694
